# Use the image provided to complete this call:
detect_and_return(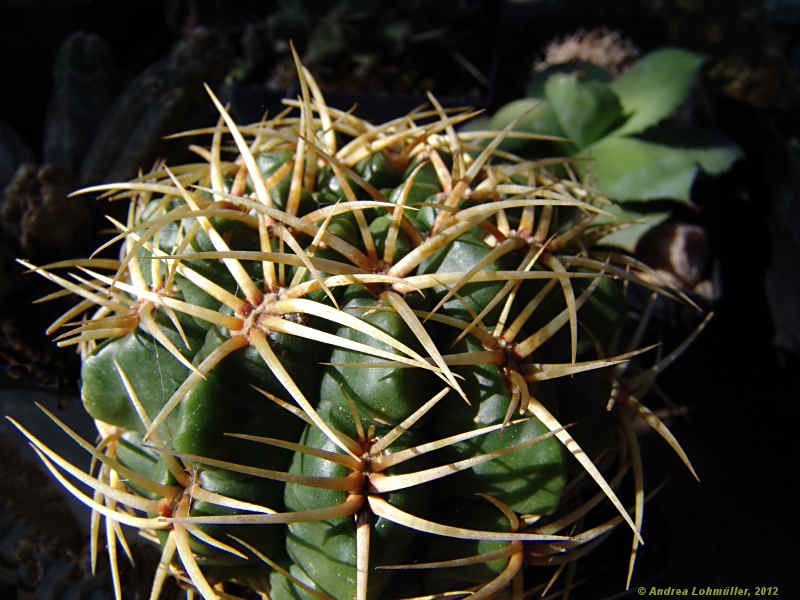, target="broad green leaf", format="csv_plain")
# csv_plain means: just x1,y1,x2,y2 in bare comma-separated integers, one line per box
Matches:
525,60,613,97
591,203,670,252
637,125,743,175
685,143,743,175
582,137,697,202
580,136,730,204
545,74,624,149
610,48,707,136
487,97,565,153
